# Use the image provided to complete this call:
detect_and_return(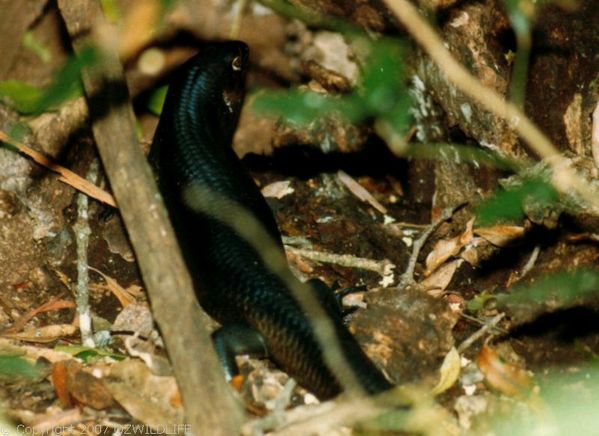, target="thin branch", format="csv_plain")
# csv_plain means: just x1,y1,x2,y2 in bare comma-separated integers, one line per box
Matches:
592,102,599,169
457,313,505,353
517,245,540,281
73,159,98,347
56,1,245,433
399,206,458,289
286,246,395,279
